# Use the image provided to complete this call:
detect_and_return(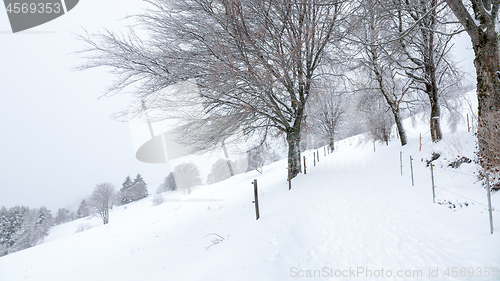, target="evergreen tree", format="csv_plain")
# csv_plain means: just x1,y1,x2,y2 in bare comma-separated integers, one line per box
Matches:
0,206,10,256
122,176,133,189
132,174,148,200
0,206,52,256
10,207,53,253
36,207,53,229
76,200,90,219
120,176,134,205
159,172,177,192
133,174,144,185
5,206,29,251
121,174,149,204
54,208,74,225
